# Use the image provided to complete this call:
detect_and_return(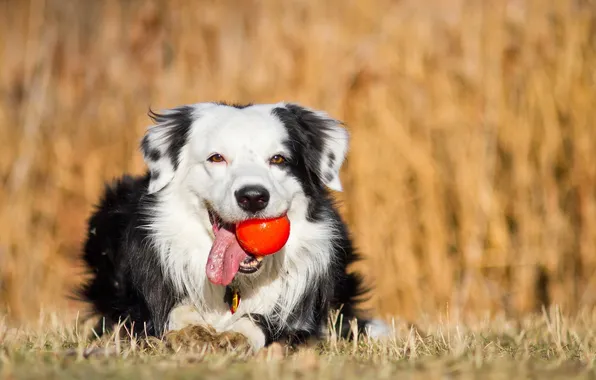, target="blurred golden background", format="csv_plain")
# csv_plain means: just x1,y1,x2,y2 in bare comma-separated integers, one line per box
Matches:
1,0,595,325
